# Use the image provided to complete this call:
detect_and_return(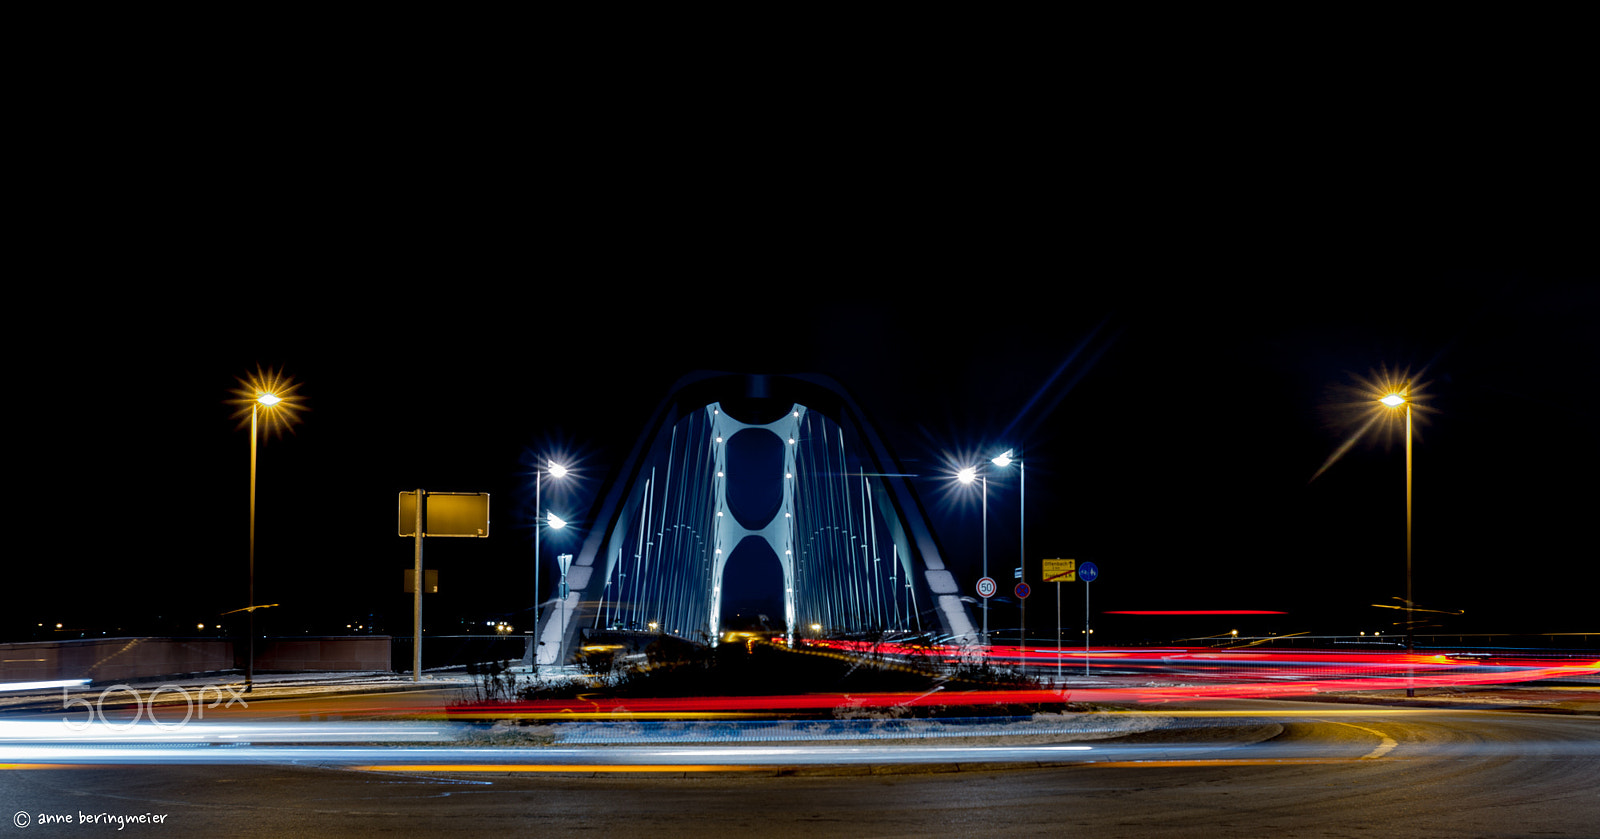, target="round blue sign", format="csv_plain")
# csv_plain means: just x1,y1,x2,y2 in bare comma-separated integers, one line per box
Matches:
1078,561,1099,583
